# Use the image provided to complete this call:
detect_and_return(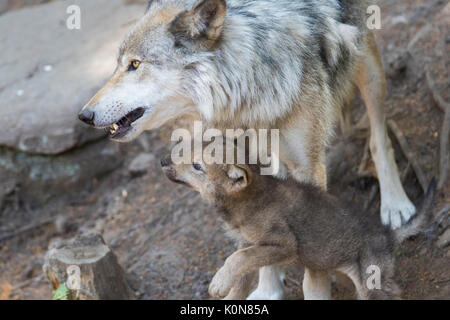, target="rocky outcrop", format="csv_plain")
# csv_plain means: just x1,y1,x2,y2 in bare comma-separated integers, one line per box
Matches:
0,0,147,206
0,0,145,154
